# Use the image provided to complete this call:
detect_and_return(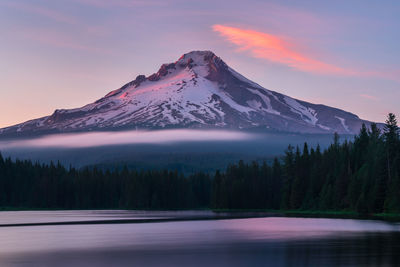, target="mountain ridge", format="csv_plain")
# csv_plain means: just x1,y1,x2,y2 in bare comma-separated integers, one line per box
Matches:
0,50,375,138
